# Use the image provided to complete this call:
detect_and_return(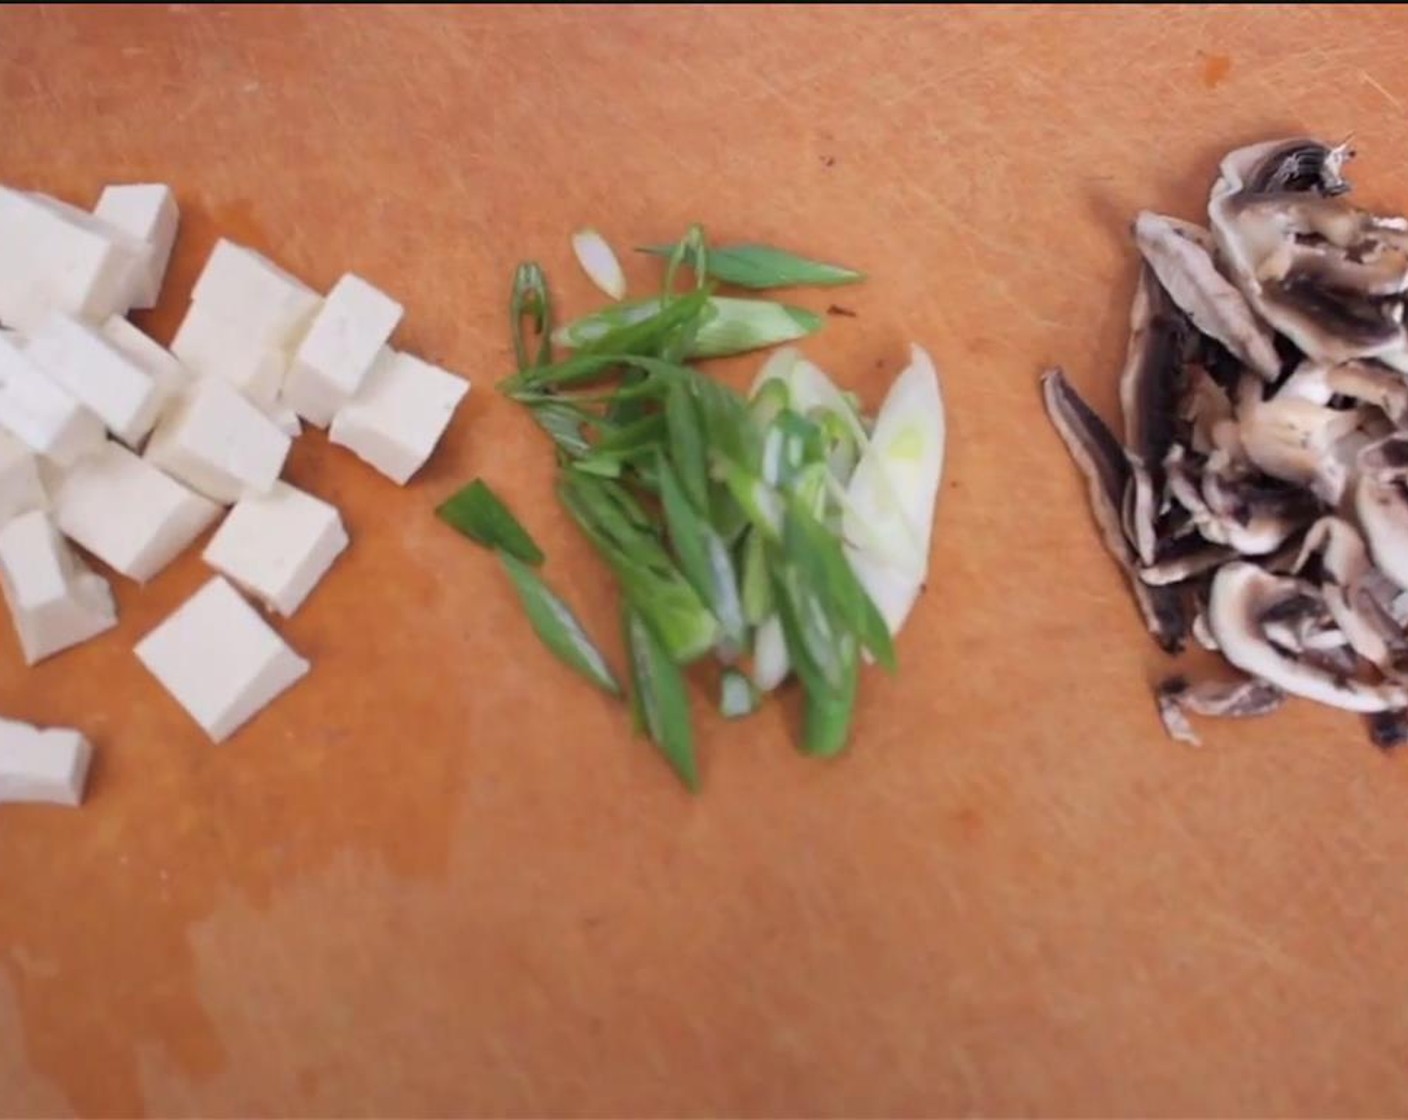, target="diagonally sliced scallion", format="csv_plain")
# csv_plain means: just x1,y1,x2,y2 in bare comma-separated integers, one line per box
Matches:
436,478,544,567
623,605,699,792
497,549,622,698
639,241,864,290
658,456,747,661
510,261,554,373
553,295,821,360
